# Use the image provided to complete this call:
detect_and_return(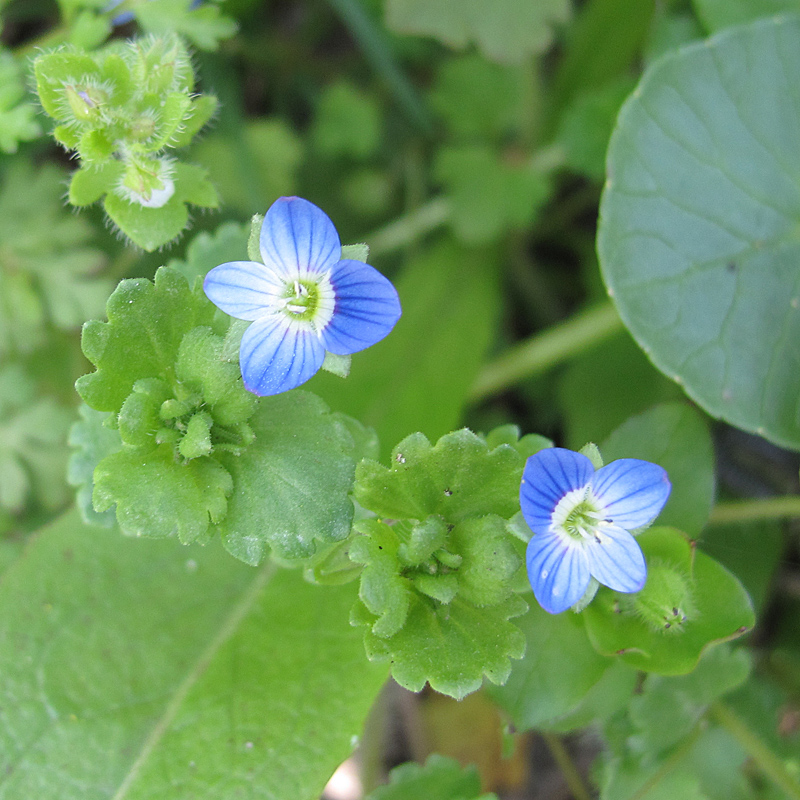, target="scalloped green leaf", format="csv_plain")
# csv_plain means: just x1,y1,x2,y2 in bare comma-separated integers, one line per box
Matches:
355,429,525,524
385,0,571,64
583,528,755,674
216,392,356,563
0,509,388,799
601,403,716,537
367,755,496,800
93,444,232,543
77,266,218,413
354,592,527,699
67,404,121,527
598,16,800,449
